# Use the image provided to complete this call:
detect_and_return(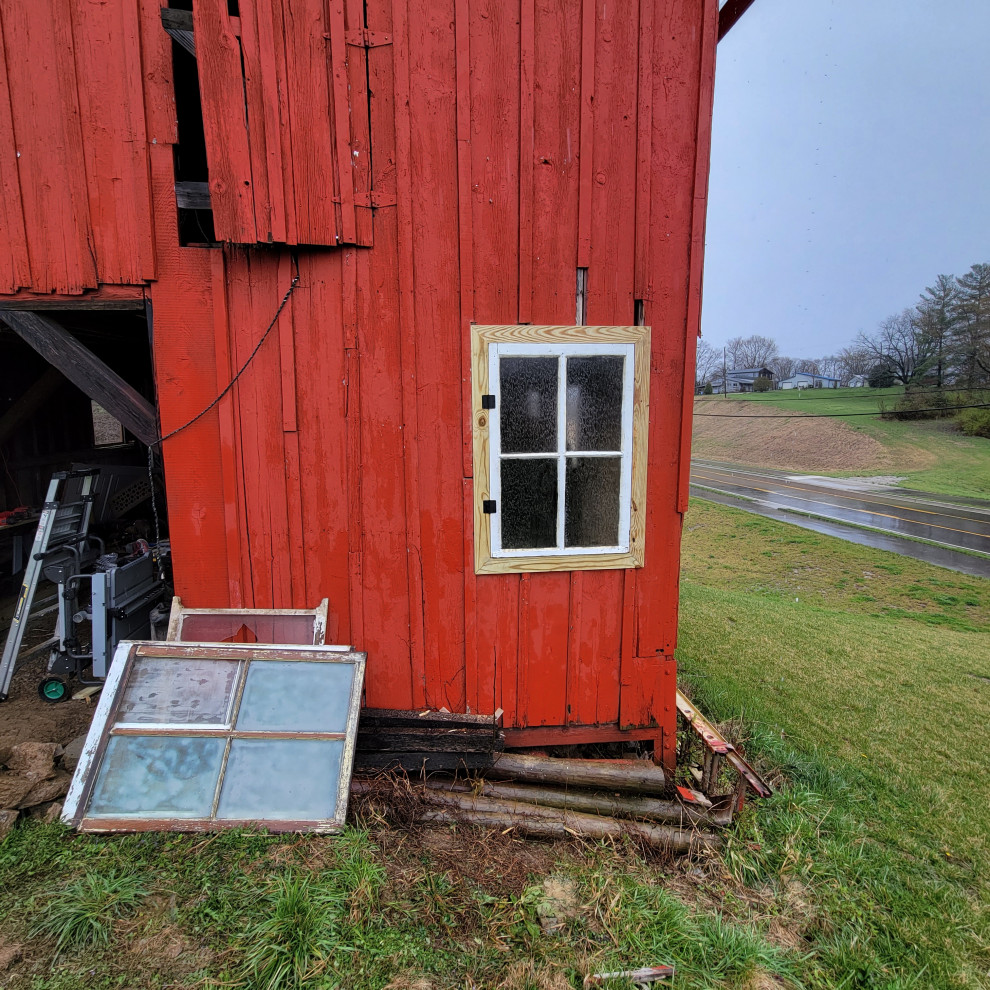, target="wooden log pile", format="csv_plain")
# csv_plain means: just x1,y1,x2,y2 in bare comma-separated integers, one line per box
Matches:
353,751,727,854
